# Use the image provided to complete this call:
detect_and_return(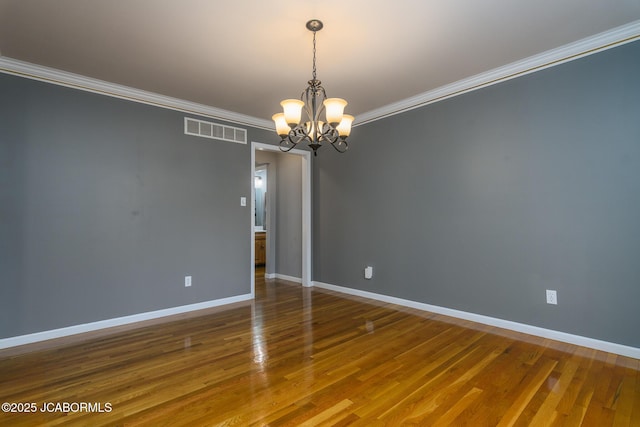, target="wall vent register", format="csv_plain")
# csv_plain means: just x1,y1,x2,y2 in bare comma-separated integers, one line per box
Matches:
184,117,247,144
